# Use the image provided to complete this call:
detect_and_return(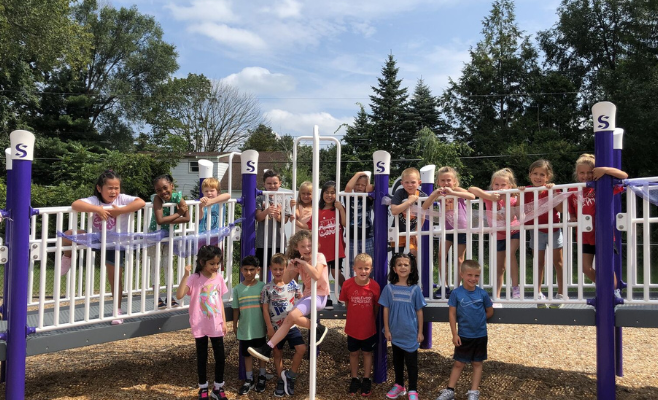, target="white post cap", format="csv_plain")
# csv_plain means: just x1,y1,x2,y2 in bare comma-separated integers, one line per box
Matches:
592,102,616,132
373,151,391,175
10,130,35,161
5,148,11,170
613,128,624,150
420,165,436,184
241,150,259,175
198,159,214,179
